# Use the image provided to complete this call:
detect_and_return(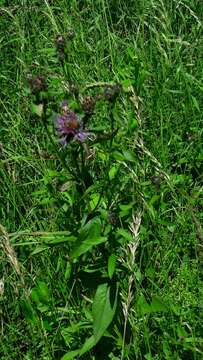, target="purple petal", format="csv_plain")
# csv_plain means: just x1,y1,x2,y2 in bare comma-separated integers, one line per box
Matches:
59,136,68,147
74,131,92,142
